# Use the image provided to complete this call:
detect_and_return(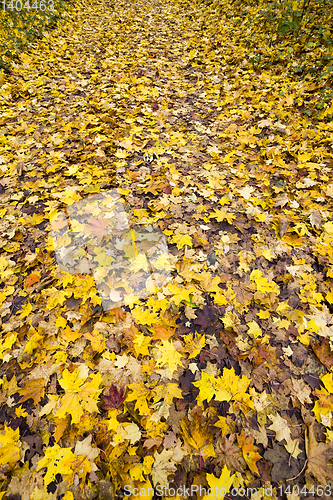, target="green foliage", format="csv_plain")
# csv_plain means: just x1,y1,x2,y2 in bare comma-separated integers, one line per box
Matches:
202,0,333,118
0,0,73,72
232,0,333,67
